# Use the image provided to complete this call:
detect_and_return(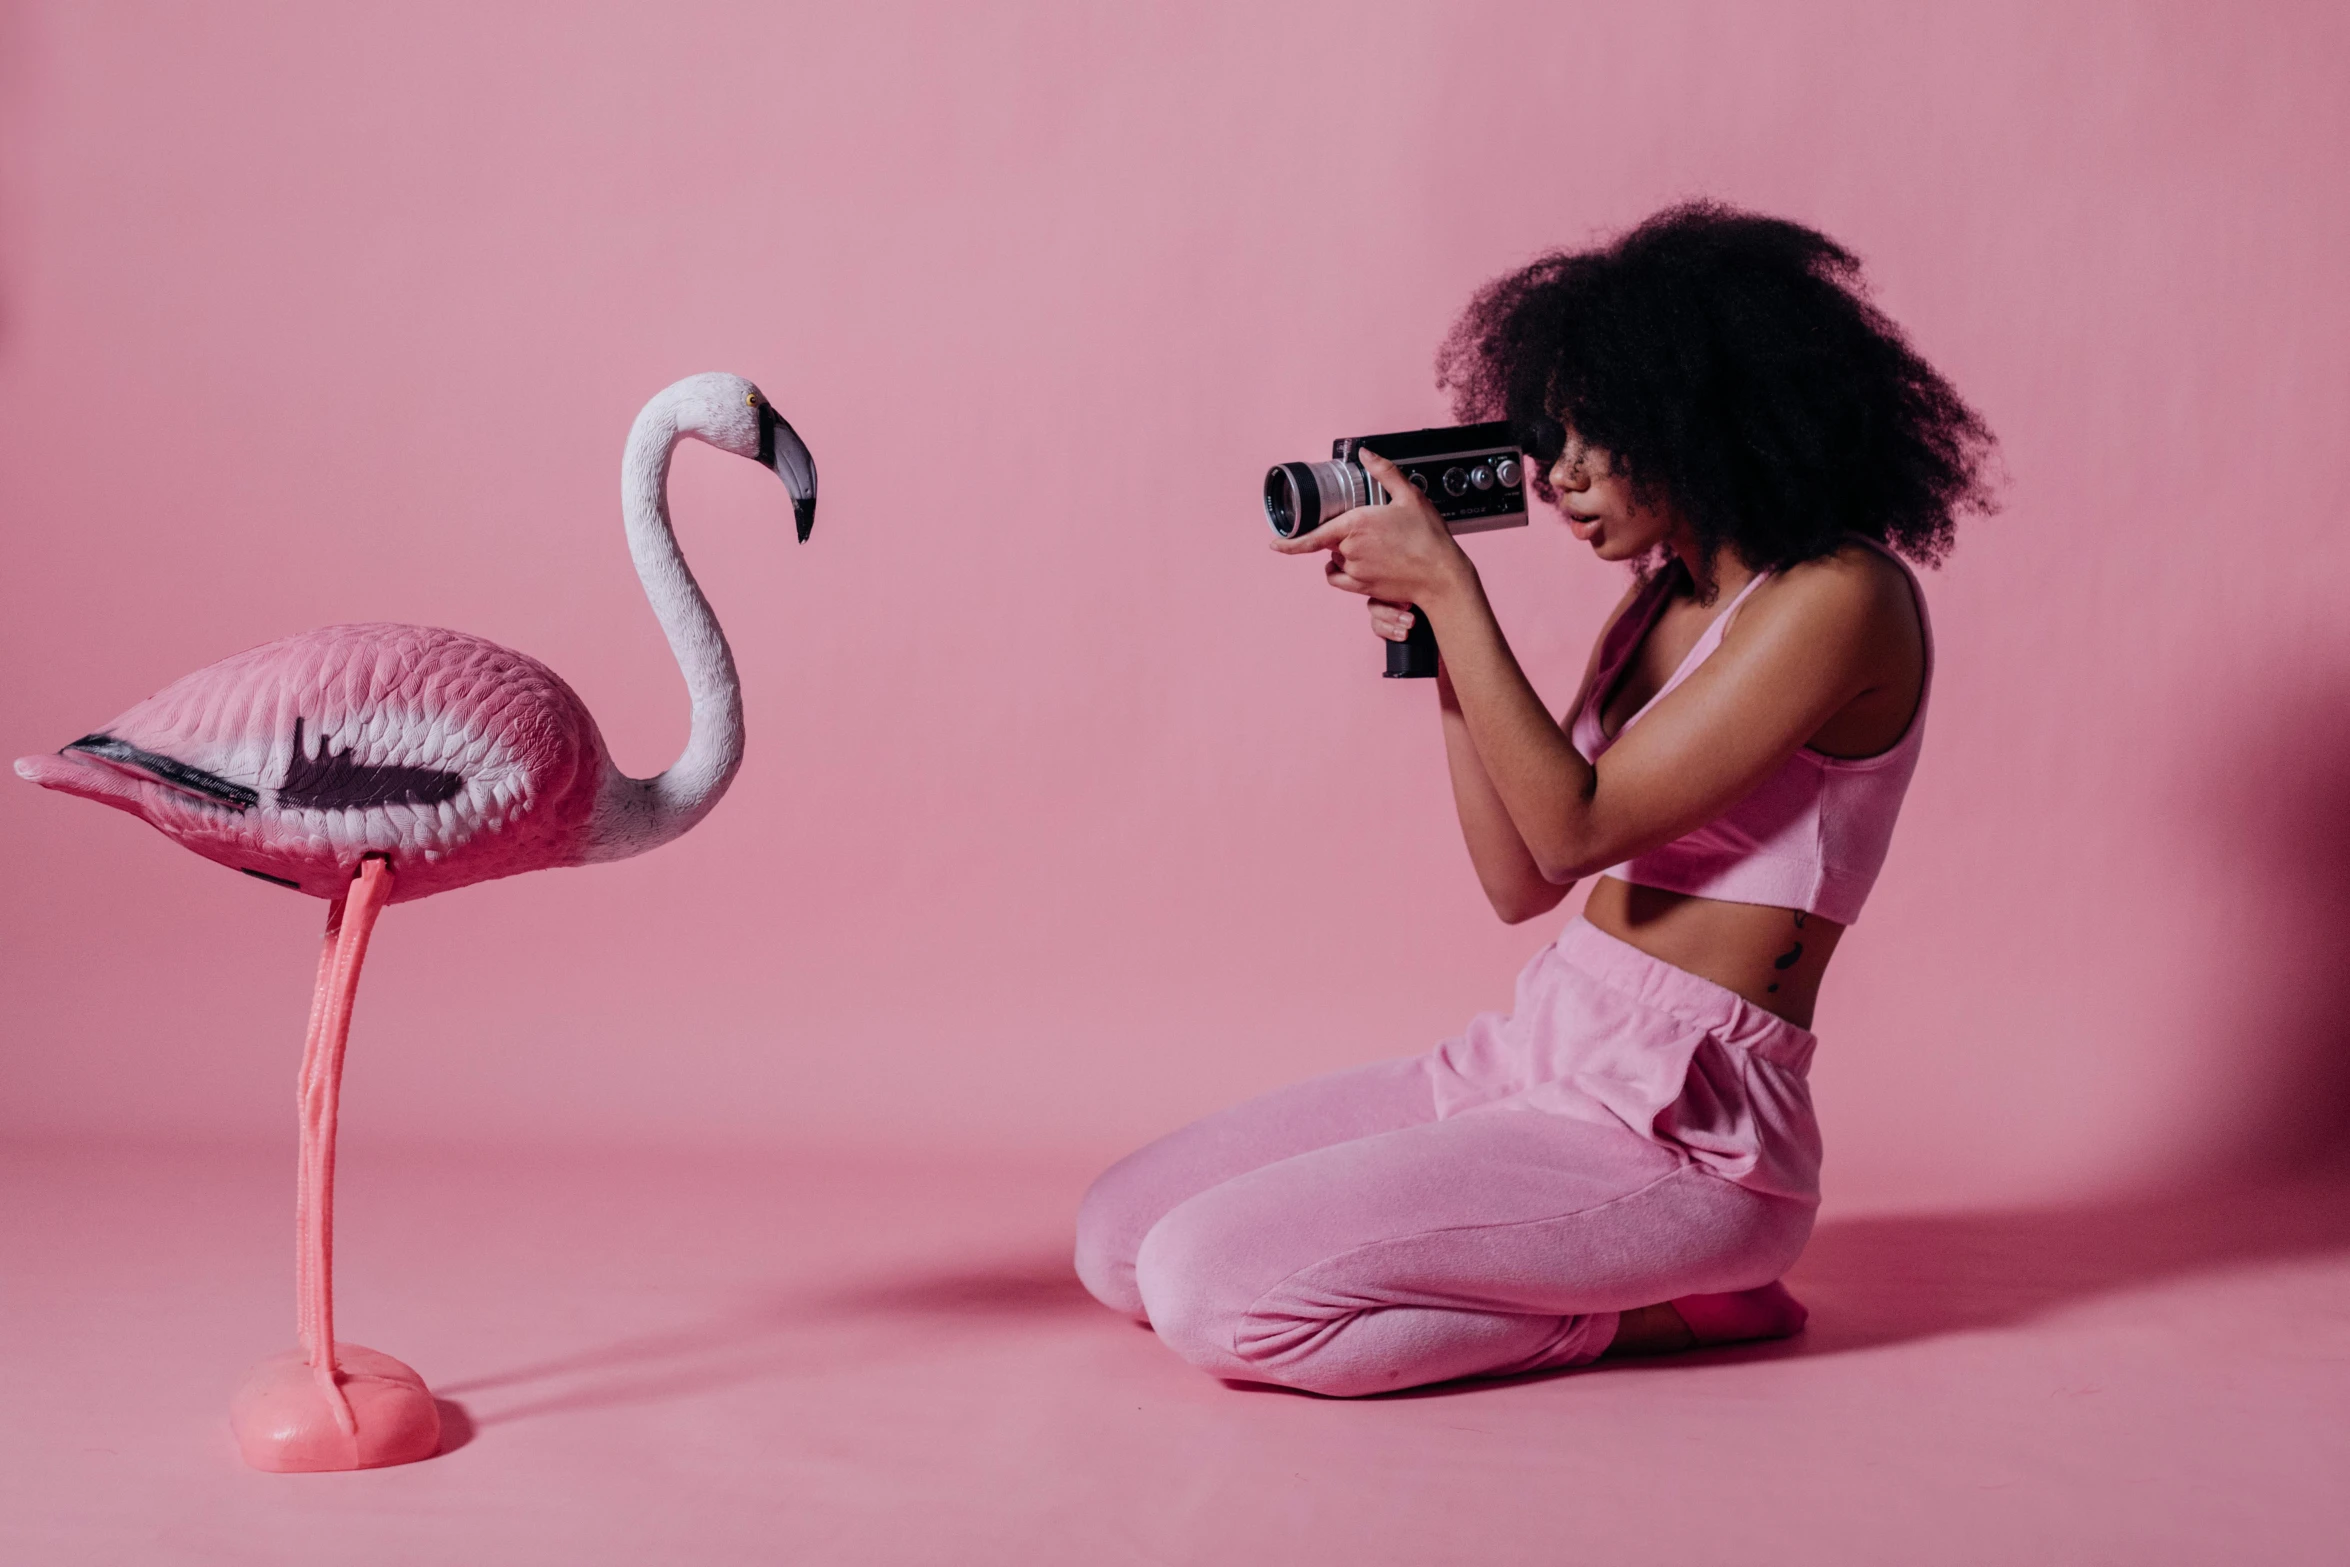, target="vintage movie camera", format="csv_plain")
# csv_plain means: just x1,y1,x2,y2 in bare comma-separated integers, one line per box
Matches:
1263,422,1529,677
